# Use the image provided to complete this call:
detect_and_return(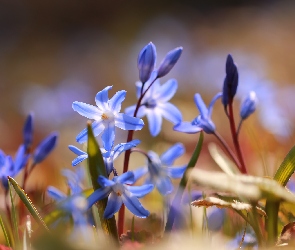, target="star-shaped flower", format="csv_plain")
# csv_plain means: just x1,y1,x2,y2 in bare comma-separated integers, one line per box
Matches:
0,145,29,189
174,92,222,134
125,79,182,136
72,86,144,150
87,171,153,218
133,143,186,195
69,139,140,176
